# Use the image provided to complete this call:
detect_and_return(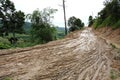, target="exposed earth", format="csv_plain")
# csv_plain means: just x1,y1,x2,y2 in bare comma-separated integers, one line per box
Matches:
0,28,120,80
